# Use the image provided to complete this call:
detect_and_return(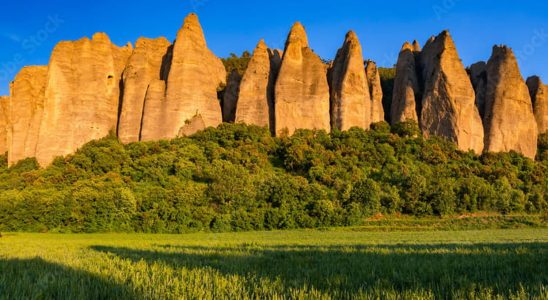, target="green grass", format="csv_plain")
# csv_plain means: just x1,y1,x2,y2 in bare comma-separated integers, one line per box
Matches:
0,228,547,299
